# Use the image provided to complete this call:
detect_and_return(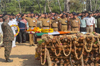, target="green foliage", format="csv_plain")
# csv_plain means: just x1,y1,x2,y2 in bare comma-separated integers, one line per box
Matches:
37,39,45,45
0,0,99,14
